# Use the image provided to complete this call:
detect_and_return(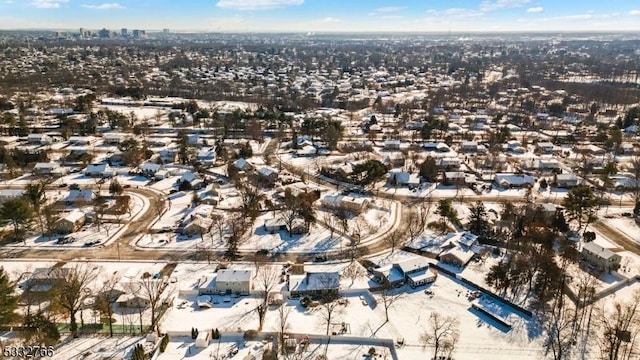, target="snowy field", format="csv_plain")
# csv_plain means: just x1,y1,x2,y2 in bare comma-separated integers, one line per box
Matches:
162,268,542,360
